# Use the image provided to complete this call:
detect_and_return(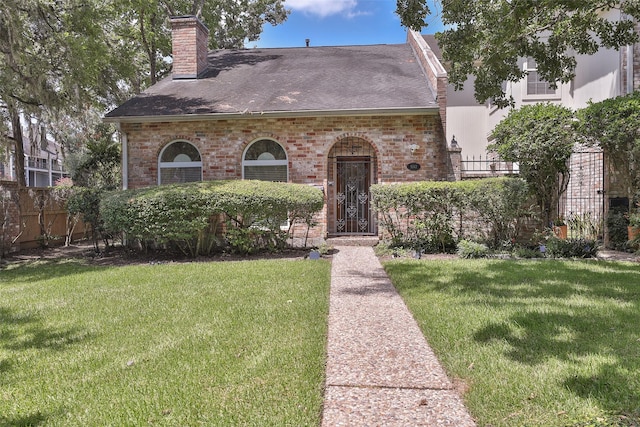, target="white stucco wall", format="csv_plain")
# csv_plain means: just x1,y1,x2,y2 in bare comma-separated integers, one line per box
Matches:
446,8,627,165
